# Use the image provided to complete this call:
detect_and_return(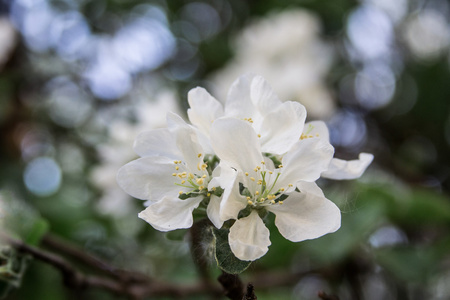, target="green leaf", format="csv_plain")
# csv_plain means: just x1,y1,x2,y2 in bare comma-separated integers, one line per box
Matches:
25,219,49,246
212,228,252,274
0,246,30,298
